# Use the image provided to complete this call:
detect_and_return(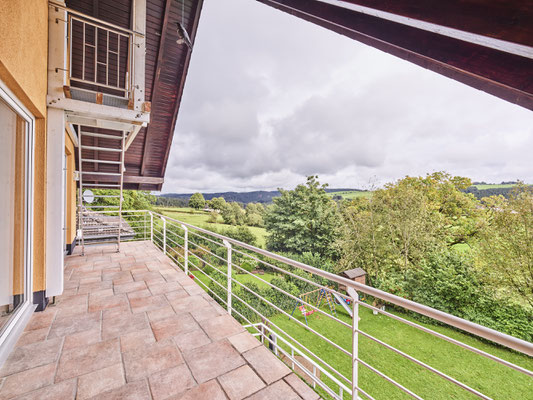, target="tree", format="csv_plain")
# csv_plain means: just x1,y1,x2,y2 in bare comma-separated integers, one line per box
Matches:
188,192,205,210
336,172,478,283
90,189,155,210
208,197,226,211
246,203,265,227
221,202,246,225
264,176,340,259
476,184,533,307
